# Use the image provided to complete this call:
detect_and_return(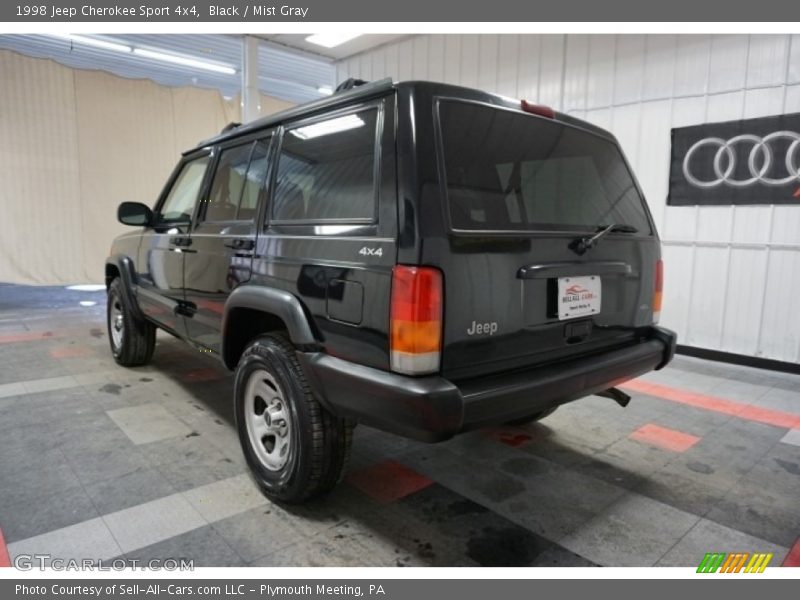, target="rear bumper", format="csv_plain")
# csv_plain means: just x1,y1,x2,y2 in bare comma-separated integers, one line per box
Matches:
298,326,677,442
